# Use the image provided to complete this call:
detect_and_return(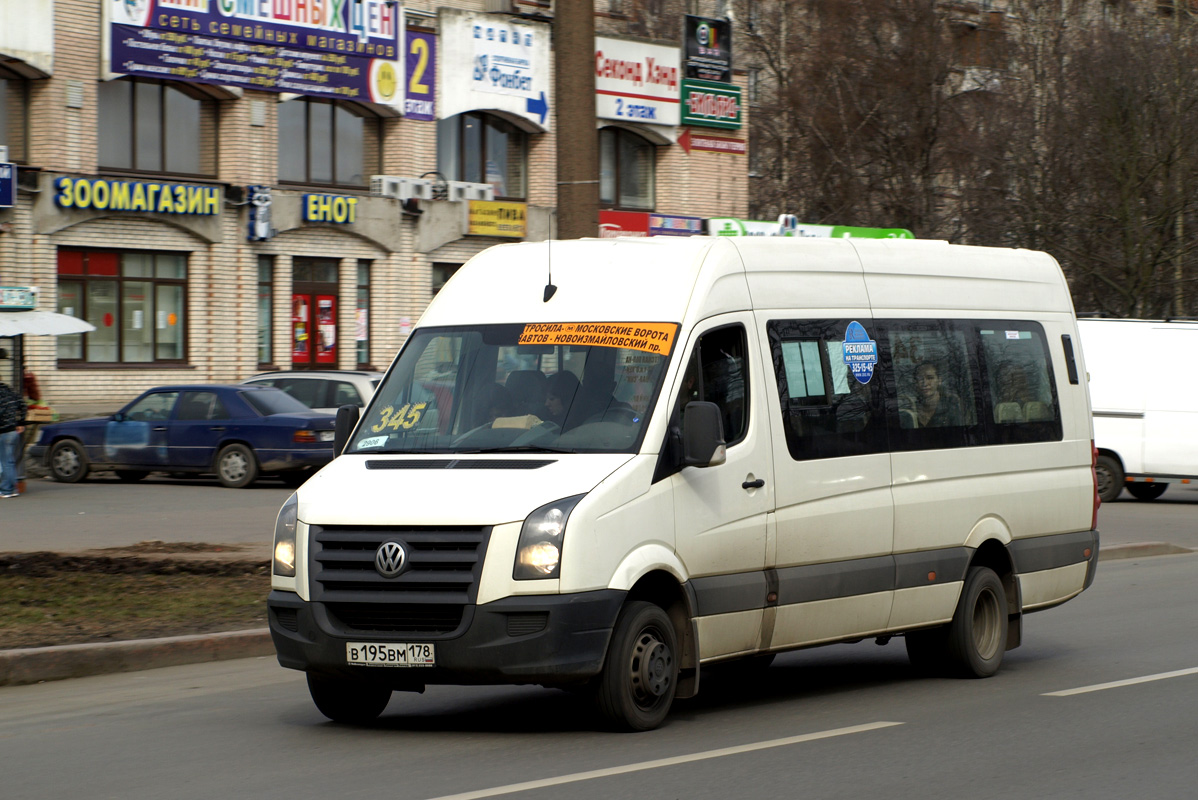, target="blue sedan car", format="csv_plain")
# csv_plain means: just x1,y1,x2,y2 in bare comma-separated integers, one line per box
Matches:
27,384,337,488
